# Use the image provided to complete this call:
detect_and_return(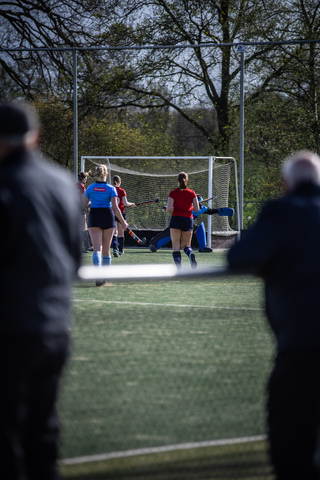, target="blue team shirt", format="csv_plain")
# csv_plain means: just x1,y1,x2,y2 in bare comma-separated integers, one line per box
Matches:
84,182,117,208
